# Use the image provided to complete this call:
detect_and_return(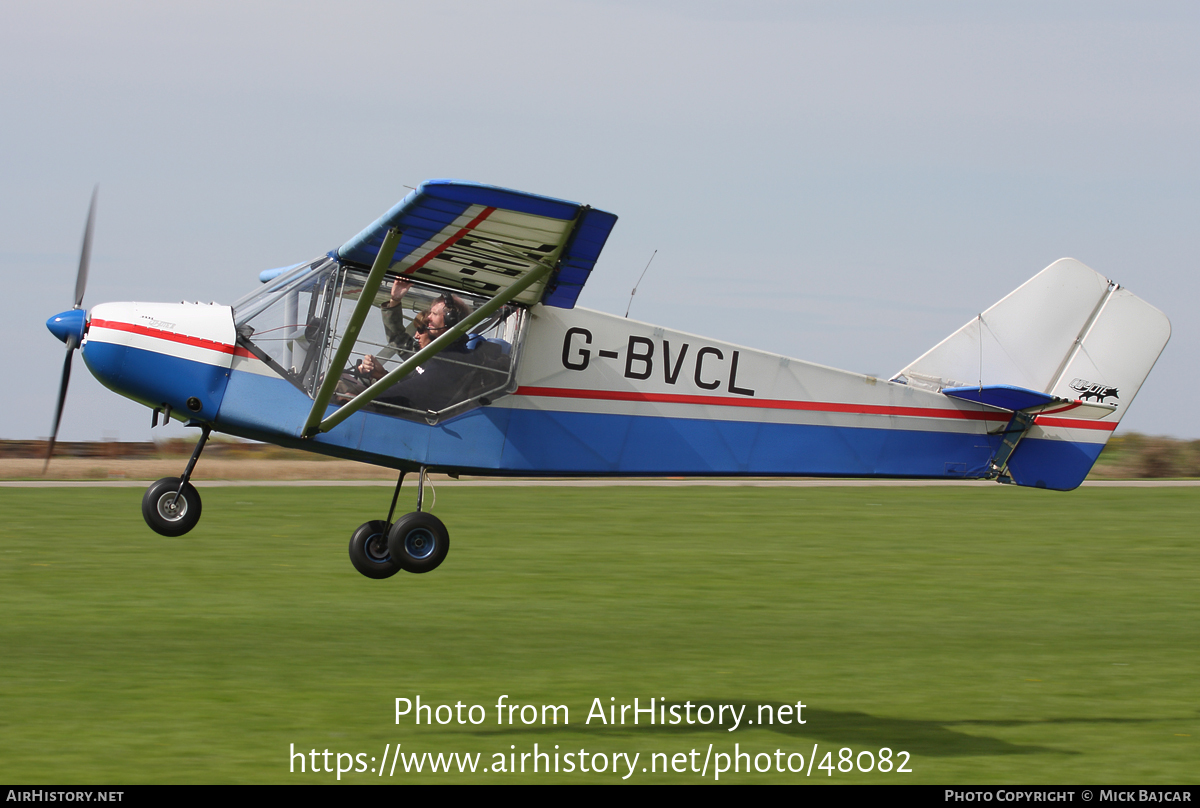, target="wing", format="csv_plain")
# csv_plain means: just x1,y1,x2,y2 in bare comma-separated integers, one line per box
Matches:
336,180,618,308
